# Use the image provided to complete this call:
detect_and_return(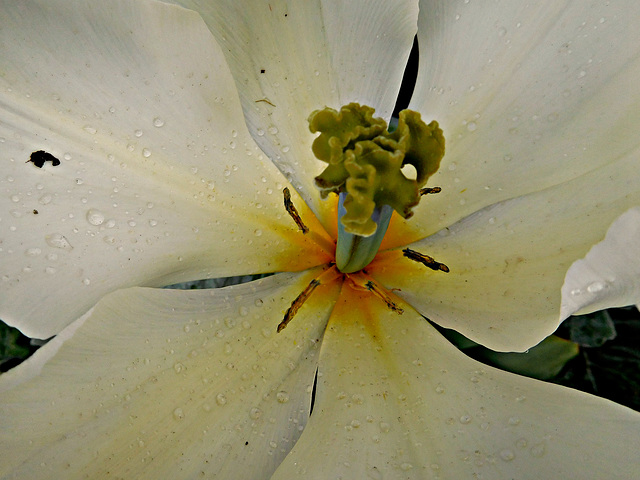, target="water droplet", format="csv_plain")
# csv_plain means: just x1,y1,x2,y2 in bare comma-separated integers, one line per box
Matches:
83,125,97,134
250,407,262,419
400,463,413,471
173,407,185,420
86,209,105,226
466,121,477,132
25,247,42,257
379,422,390,433
142,148,151,158
135,129,143,137
508,416,521,426
174,363,184,373
153,117,165,127
256,128,265,136
216,393,227,406
83,278,91,286
586,281,606,293
276,391,290,403
500,449,515,461
530,442,546,457
267,126,278,135
459,415,472,424
45,233,73,250
435,384,445,394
